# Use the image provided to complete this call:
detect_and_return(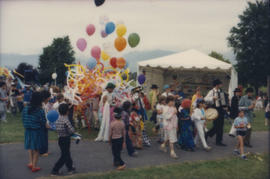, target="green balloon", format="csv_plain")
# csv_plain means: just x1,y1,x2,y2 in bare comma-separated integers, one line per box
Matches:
128,33,140,48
